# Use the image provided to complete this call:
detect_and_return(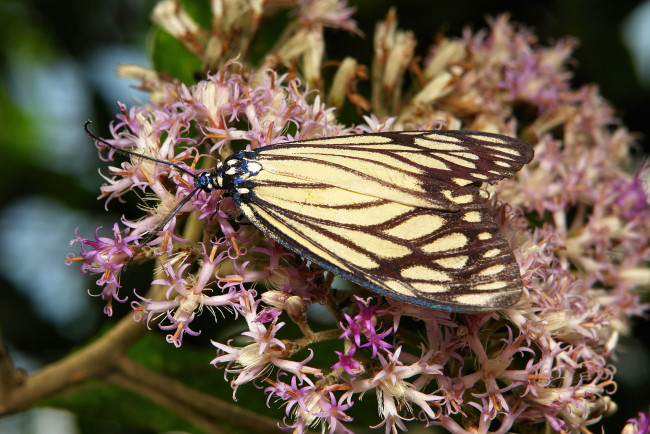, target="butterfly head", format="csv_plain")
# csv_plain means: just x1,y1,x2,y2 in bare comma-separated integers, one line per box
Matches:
193,171,217,192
